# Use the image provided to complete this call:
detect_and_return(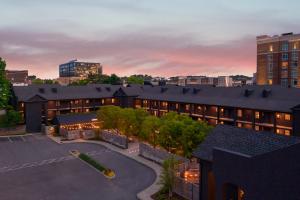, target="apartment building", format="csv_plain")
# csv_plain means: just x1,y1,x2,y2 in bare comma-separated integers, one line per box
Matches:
12,84,300,136
257,32,300,87
5,70,29,86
